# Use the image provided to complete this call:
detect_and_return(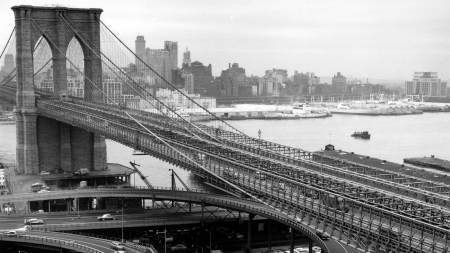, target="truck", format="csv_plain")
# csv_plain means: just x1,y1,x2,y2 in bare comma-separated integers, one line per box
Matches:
73,168,90,176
